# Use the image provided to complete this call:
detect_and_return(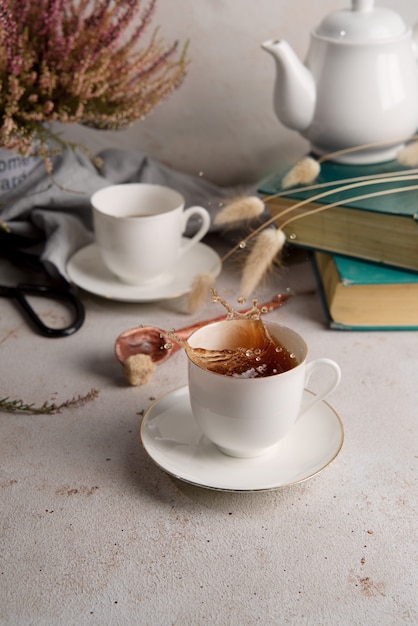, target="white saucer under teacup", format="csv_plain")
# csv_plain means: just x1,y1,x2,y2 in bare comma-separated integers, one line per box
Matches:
140,386,344,492
67,241,221,302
